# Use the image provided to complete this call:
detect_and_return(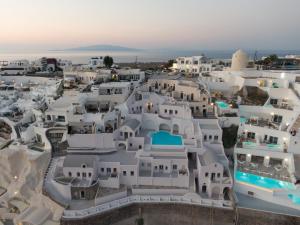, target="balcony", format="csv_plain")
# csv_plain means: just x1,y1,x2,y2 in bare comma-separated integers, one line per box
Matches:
245,118,281,130
237,137,282,151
